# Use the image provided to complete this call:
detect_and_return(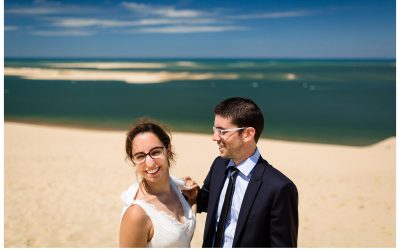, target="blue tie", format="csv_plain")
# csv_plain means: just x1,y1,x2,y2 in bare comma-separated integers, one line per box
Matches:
214,167,239,247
